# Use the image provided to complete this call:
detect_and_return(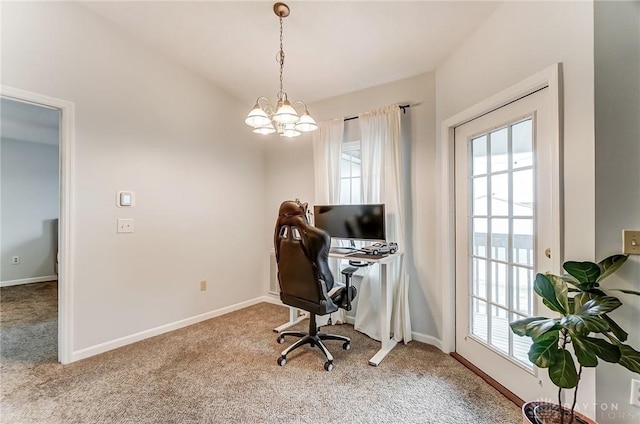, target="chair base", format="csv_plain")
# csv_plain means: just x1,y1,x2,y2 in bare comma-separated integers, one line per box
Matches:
276,314,351,371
